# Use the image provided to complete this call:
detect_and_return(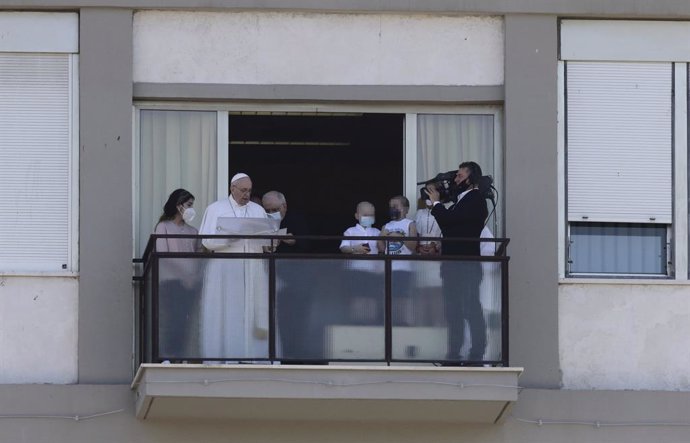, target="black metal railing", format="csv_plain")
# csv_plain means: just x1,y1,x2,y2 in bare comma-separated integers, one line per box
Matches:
133,234,510,367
